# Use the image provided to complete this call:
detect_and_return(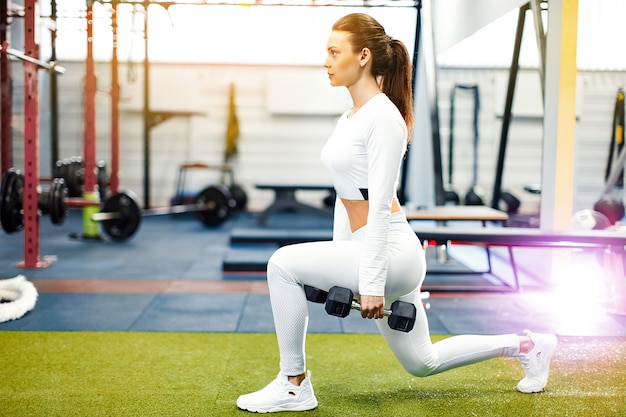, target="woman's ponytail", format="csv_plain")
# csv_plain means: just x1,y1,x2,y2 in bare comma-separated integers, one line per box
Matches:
381,39,414,140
